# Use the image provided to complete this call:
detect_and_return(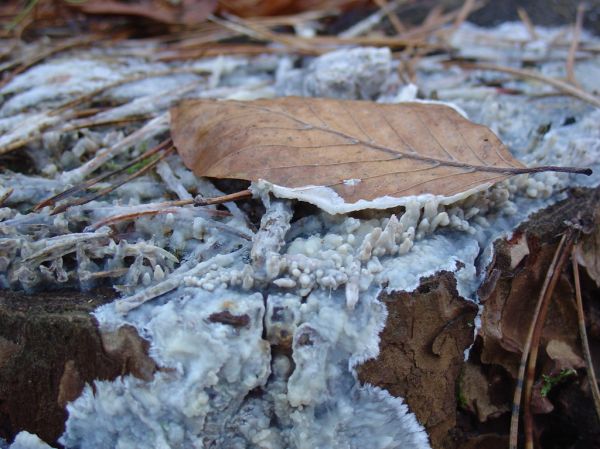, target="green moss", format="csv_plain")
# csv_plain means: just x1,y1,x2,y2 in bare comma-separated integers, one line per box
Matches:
541,369,576,397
